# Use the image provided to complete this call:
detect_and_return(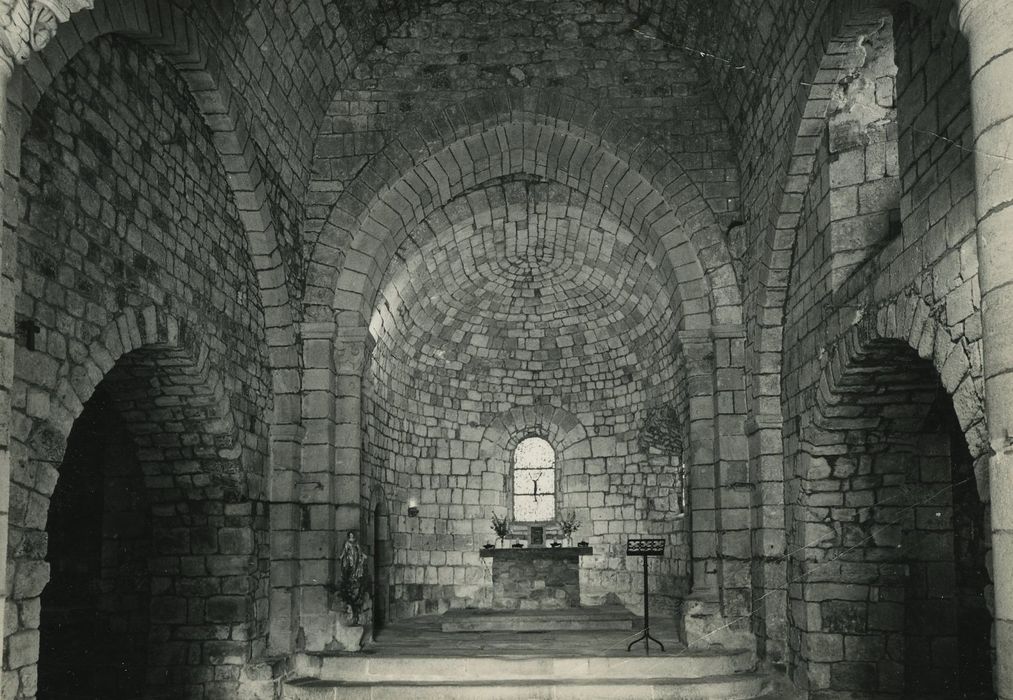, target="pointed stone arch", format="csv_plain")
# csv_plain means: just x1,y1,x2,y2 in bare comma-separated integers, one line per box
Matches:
304,89,742,332
7,0,299,398
2,8,301,674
